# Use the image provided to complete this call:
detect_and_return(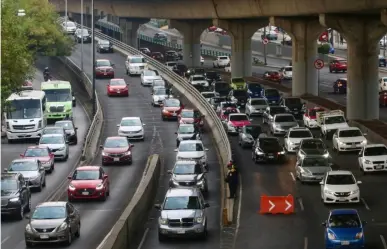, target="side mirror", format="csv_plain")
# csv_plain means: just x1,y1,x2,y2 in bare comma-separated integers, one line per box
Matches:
204,203,210,208
167,170,172,174
111,63,115,67
117,124,120,127
321,221,326,227
65,141,69,144
319,181,324,185
357,181,362,184
67,176,72,179
205,148,209,151
36,141,39,145
39,166,45,171
100,145,103,148
363,133,367,136
20,154,24,157
249,119,253,121
25,215,30,219
103,175,108,179
154,204,161,210
142,123,146,126
174,132,177,134
3,169,8,172
75,127,78,130
174,149,178,152
130,144,135,148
